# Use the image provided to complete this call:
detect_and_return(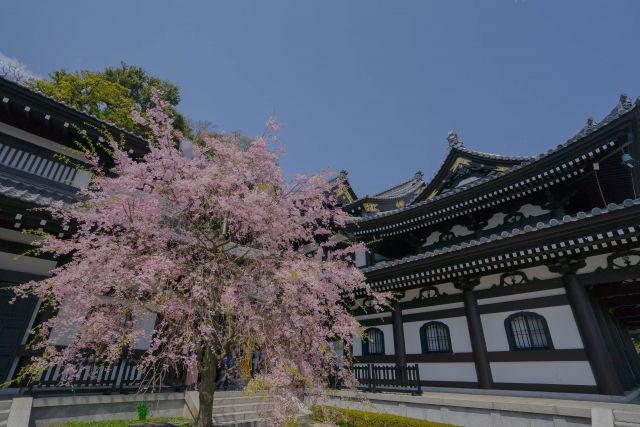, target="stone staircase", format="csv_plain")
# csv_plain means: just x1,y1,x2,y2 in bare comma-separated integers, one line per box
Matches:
614,410,640,427
0,400,11,427
210,391,310,427
212,391,268,427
